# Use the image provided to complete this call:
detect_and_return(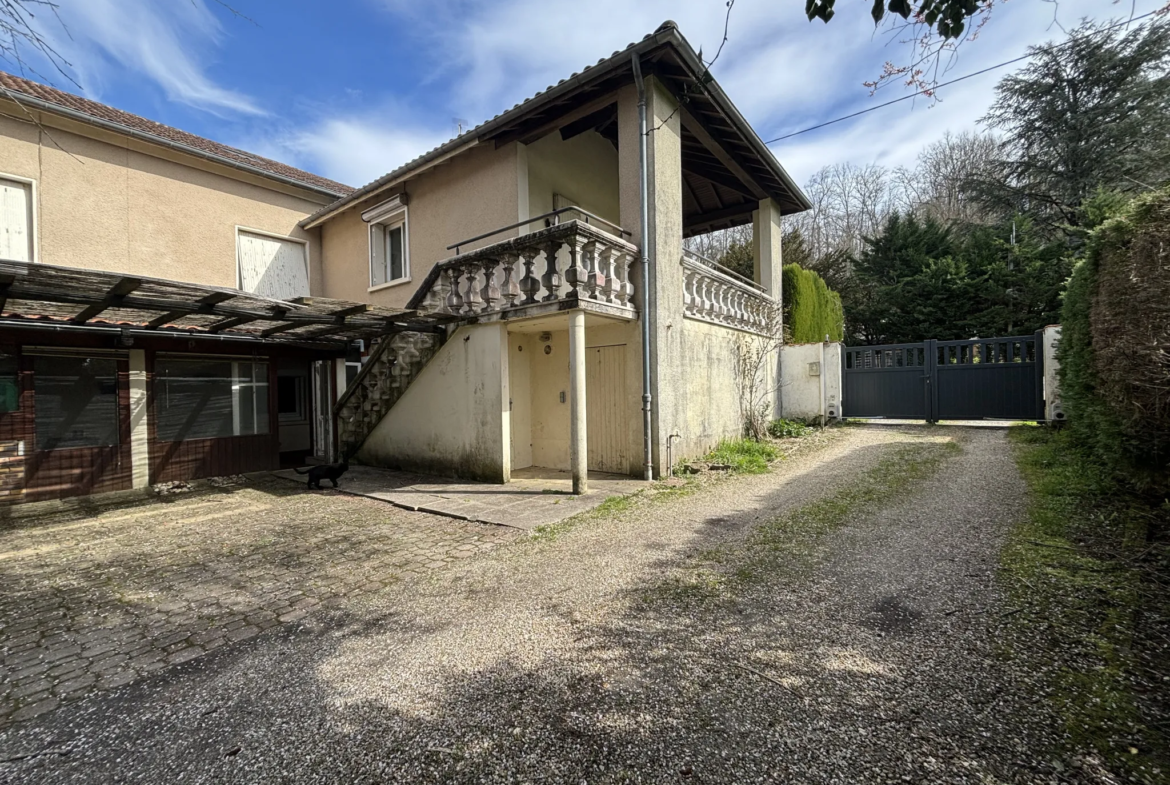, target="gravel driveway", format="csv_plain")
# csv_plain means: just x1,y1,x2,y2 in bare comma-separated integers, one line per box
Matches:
1,426,1074,784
